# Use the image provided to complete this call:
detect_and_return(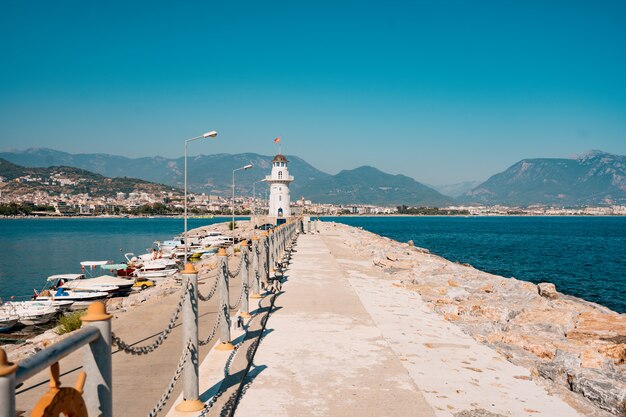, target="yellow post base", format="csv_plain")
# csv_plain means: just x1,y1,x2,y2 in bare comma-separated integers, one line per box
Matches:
250,293,263,299
215,342,235,351
239,311,252,319
175,399,205,412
